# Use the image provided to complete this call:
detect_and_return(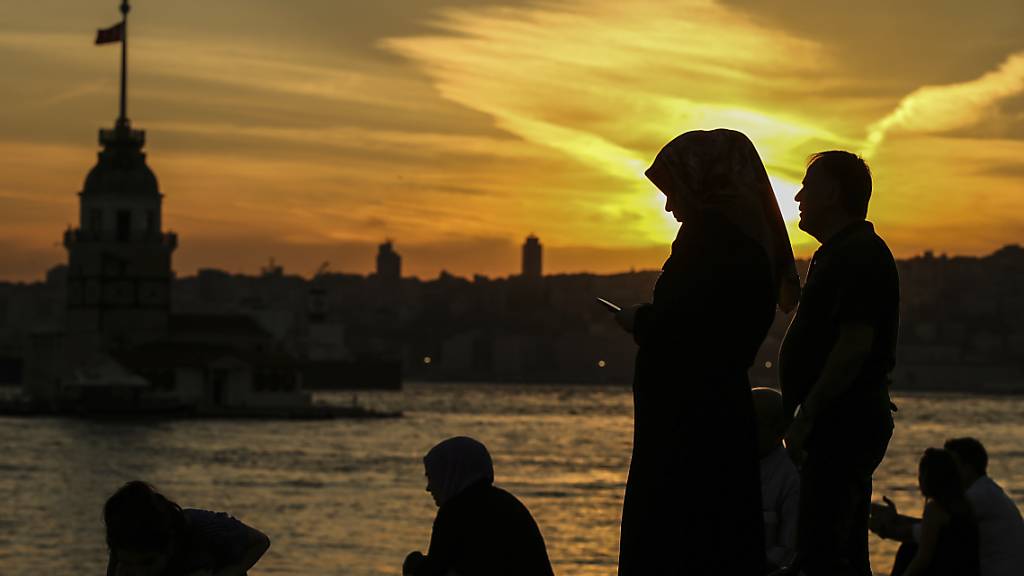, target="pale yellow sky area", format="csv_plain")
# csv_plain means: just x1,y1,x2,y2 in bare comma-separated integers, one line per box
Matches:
1,0,1022,280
